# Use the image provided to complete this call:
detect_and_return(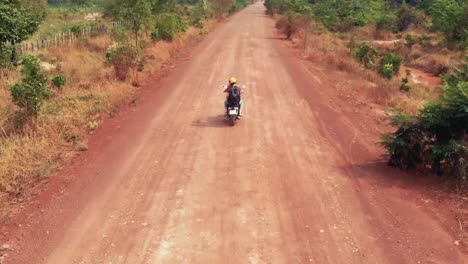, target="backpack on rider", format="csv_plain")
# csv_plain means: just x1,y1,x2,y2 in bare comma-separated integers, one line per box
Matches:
227,84,241,106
